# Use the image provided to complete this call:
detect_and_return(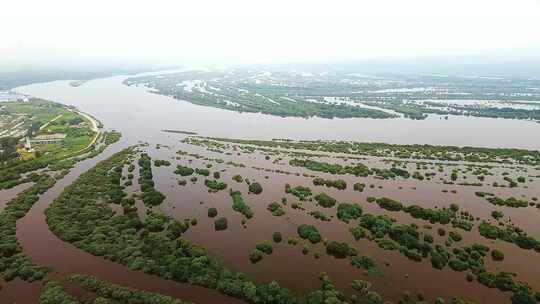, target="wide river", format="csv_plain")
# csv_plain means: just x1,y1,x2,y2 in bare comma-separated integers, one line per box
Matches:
14,74,540,150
